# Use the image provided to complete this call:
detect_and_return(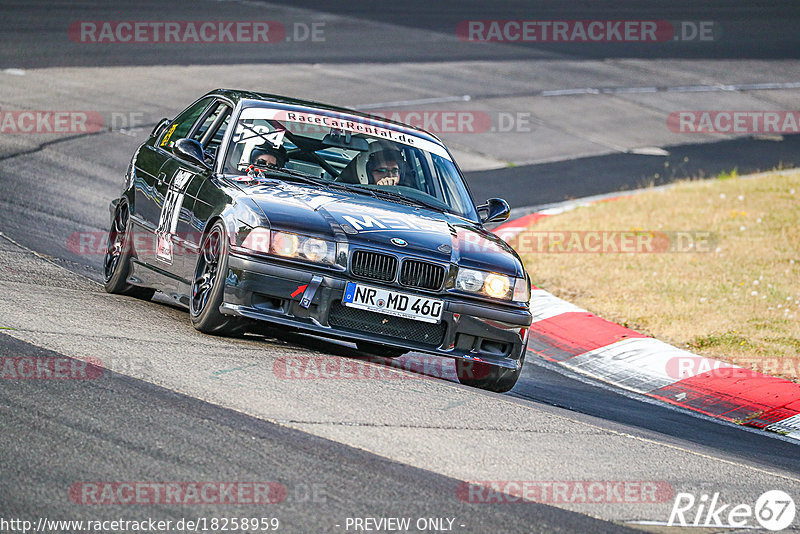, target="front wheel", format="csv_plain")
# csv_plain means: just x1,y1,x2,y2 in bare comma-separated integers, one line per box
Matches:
103,202,155,300
455,352,524,393
190,220,242,336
